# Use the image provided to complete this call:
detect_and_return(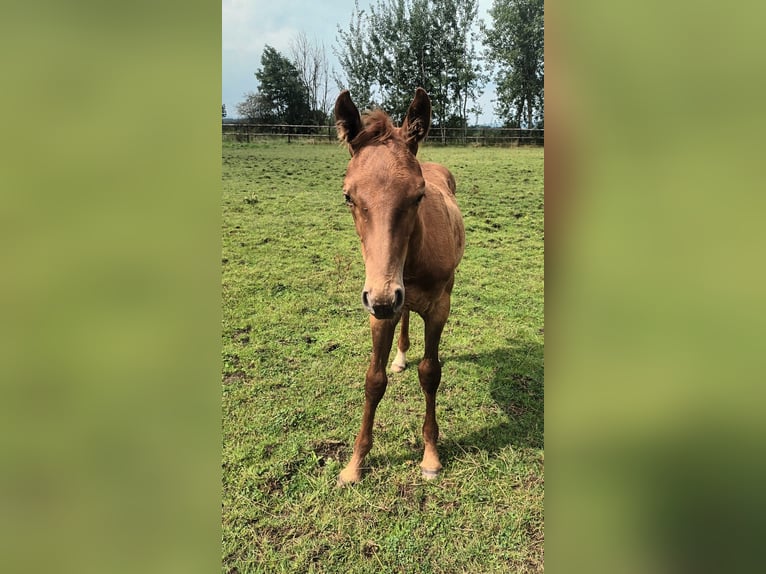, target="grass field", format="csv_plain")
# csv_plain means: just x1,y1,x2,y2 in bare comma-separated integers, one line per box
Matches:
221,140,544,573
